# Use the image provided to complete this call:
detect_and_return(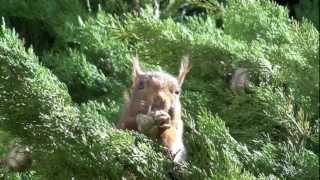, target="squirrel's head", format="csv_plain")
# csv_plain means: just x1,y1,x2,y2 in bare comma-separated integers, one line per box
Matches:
129,56,191,115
